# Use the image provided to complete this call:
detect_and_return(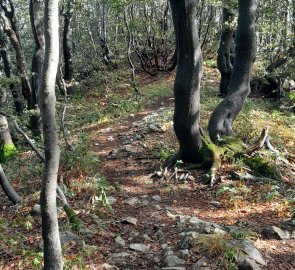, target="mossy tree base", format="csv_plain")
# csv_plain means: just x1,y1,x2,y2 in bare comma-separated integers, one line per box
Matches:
0,143,17,163
164,128,281,186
